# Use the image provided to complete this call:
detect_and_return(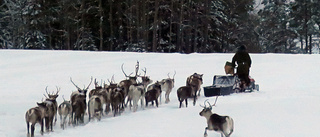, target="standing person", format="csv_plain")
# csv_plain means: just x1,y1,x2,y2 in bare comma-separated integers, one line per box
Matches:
232,45,252,91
